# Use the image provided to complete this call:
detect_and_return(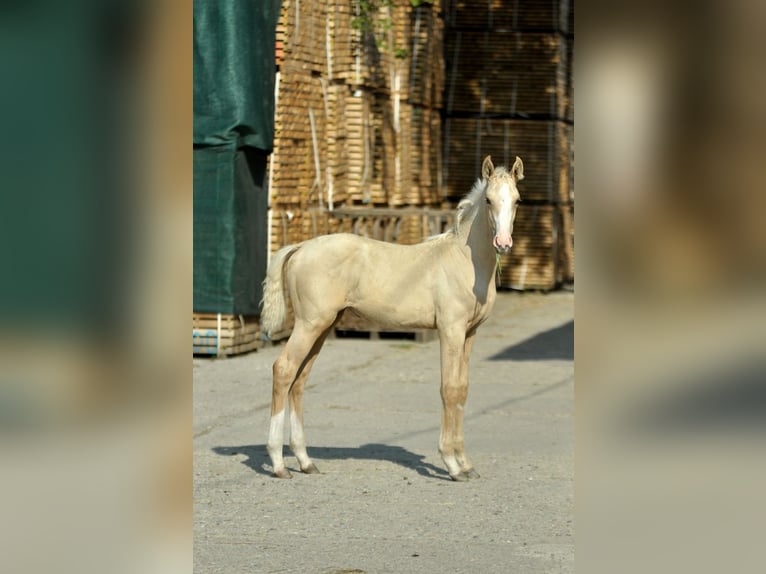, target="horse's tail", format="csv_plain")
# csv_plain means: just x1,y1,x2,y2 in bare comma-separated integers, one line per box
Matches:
260,243,302,337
